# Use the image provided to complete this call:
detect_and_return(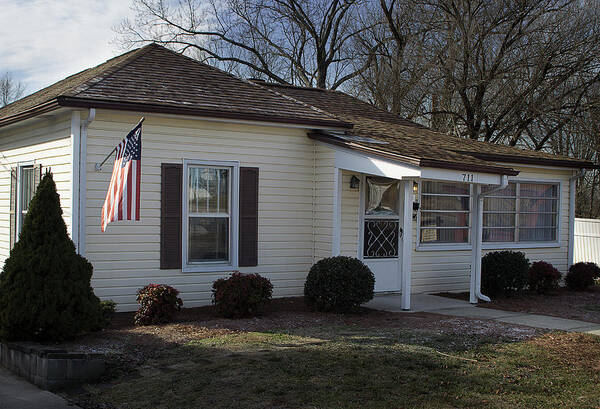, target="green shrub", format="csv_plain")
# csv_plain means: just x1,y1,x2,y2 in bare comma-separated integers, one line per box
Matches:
528,261,561,294
566,262,600,291
212,272,273,318
100,300,117,327
304,256,375,313
134,284,183,325
0,171,103,341
481,251,530,297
